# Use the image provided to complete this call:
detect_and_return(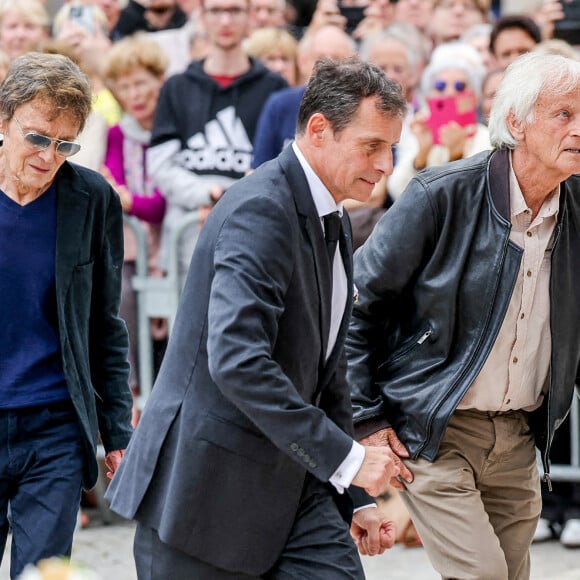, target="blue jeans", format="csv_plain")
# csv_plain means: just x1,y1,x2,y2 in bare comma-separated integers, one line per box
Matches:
0,400,84,579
